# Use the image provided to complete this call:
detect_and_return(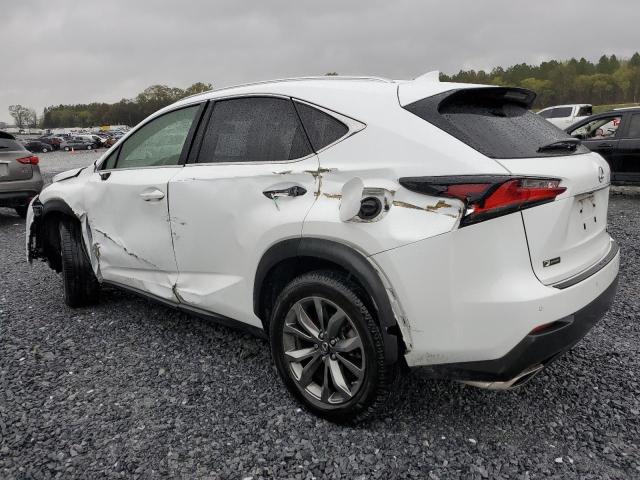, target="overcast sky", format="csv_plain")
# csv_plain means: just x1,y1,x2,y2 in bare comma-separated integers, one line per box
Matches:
2,0,639,124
